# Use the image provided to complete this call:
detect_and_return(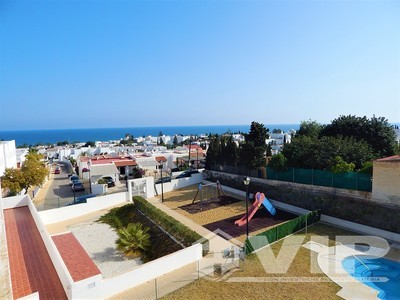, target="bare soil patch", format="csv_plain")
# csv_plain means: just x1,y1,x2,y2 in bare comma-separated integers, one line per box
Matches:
179,195,241,214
